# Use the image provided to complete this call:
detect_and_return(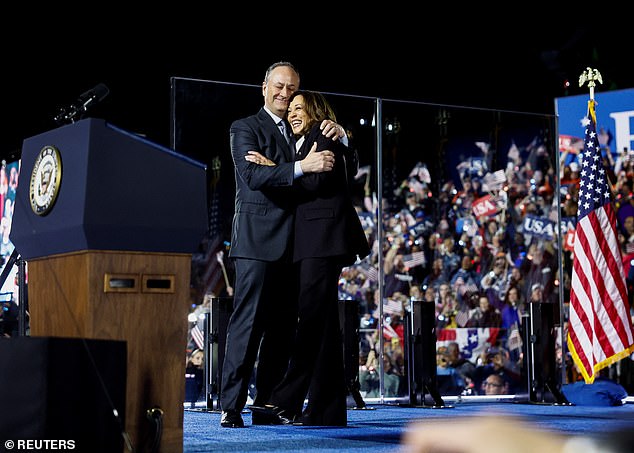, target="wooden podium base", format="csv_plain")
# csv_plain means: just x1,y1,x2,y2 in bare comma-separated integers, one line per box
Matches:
29,250,192,453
